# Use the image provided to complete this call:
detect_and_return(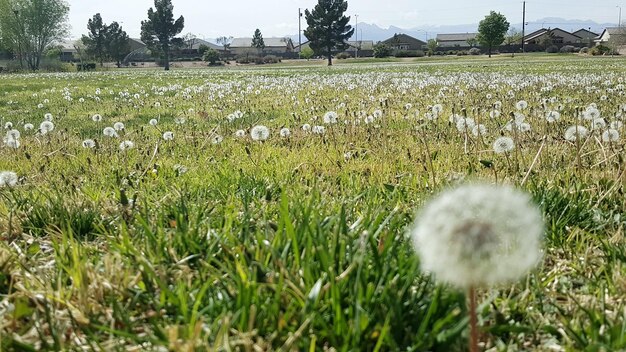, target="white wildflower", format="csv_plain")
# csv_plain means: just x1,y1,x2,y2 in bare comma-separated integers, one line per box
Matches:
564,125,589,142
493,136,515,154
250,125,270,141
0,171,18,187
